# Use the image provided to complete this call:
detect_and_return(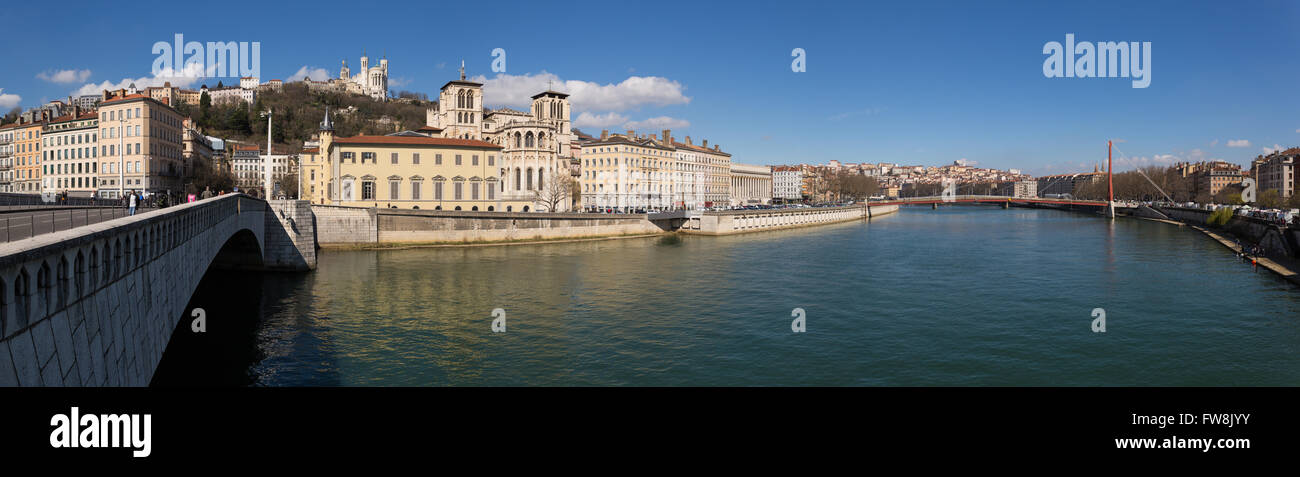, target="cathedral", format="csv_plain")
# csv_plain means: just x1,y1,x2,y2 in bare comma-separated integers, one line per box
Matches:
424,64,575,210
337,52,389,101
